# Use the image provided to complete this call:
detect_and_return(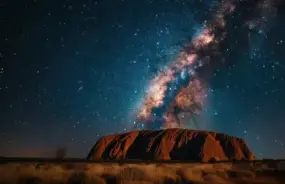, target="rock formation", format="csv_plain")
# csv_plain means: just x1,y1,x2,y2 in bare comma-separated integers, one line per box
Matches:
87,128,255,162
